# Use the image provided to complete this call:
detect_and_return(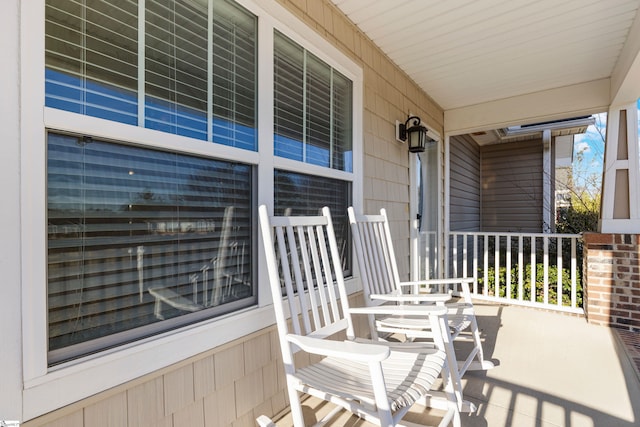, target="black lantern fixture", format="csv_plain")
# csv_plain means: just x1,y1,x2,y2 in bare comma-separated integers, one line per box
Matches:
398,115,432,153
